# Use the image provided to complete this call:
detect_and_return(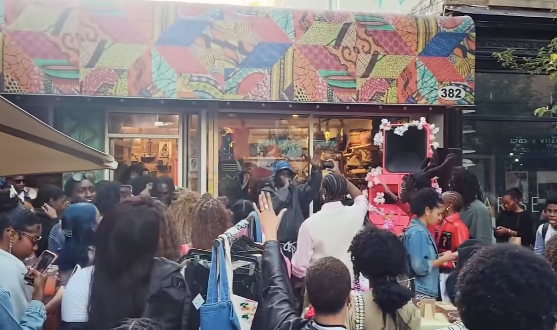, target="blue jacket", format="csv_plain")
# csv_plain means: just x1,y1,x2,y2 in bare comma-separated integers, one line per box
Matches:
0,288,46,330
402,218,439,297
